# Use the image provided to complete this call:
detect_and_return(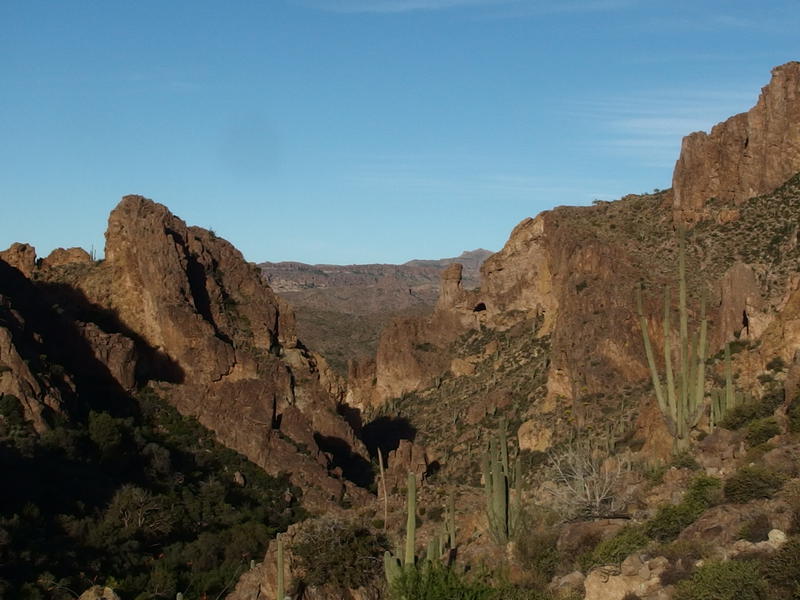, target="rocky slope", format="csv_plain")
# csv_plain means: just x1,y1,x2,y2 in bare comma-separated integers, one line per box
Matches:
1,197,371,511
259,250,492,373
